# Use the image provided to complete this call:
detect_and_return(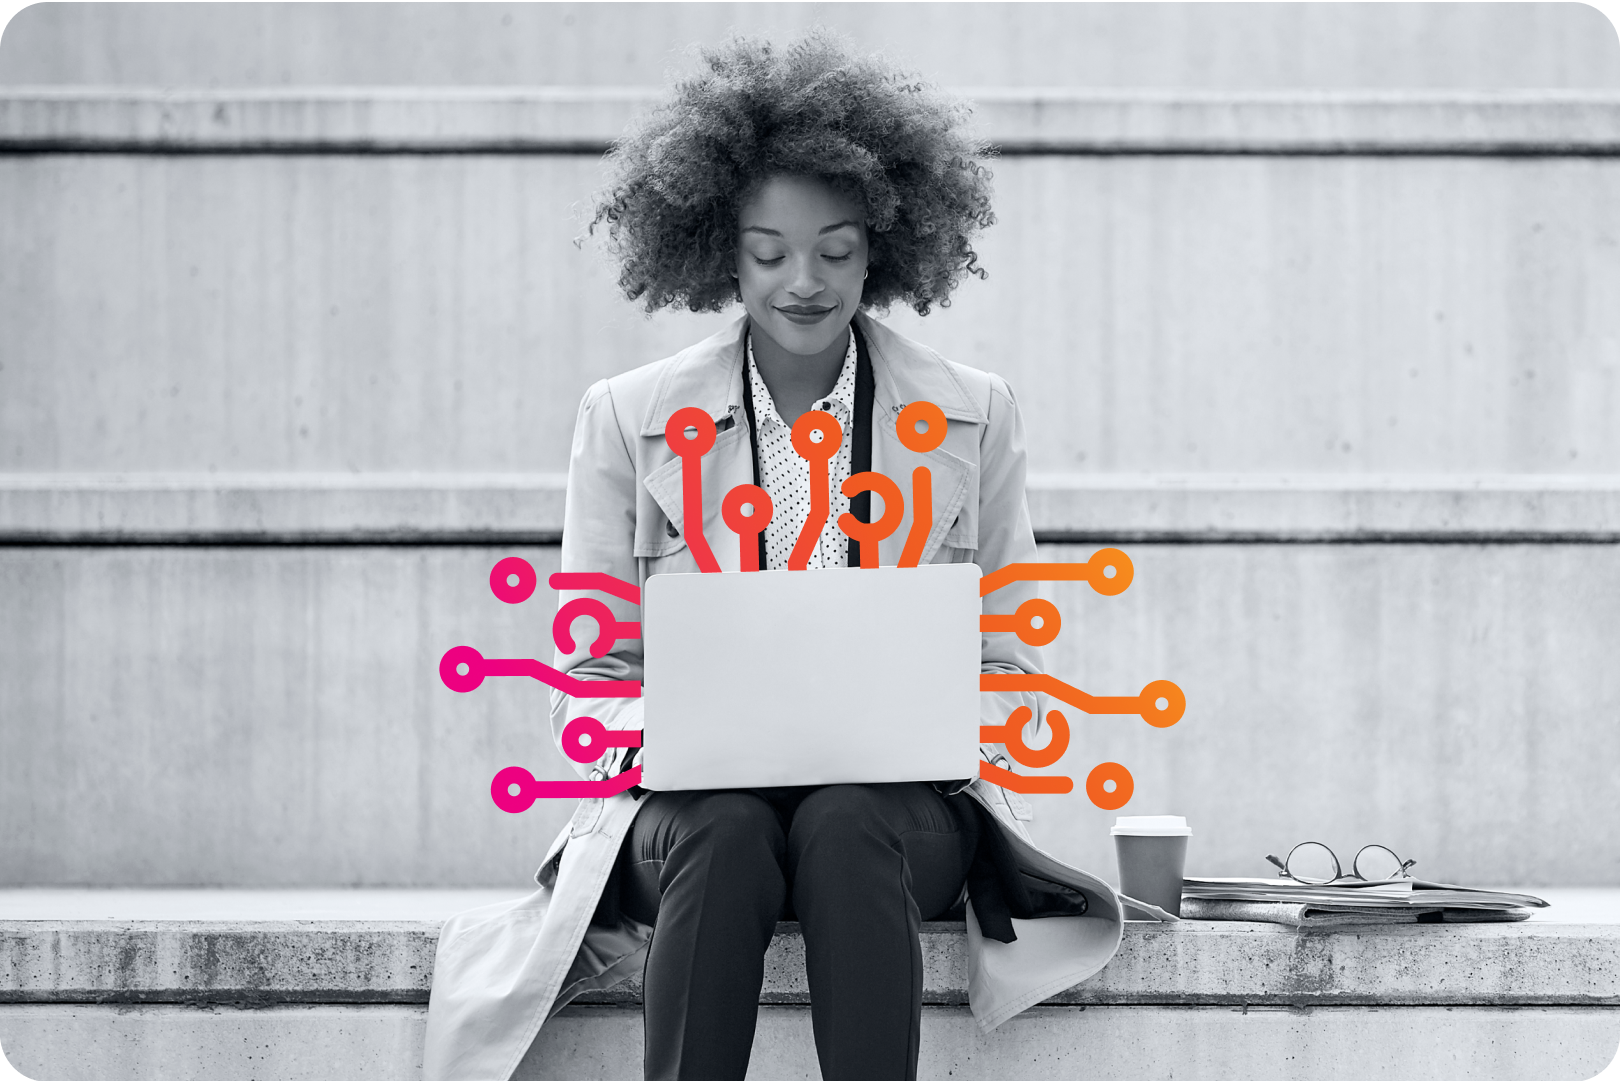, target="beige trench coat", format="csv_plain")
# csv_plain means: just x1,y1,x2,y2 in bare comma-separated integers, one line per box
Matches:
423,314,1157,1081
